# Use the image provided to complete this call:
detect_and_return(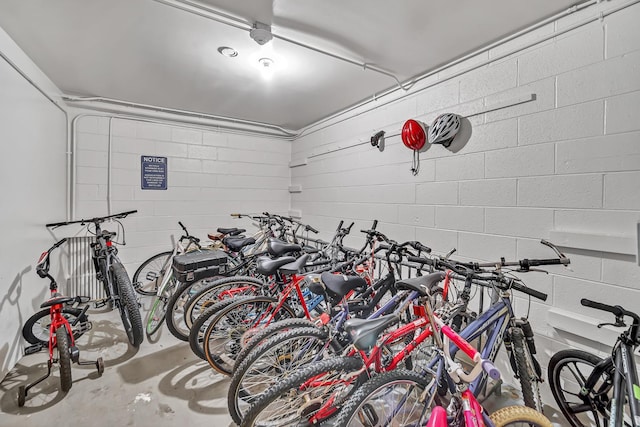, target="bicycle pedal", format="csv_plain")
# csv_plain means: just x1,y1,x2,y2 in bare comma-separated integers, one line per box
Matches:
94,299,109,309
24,344,44,355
